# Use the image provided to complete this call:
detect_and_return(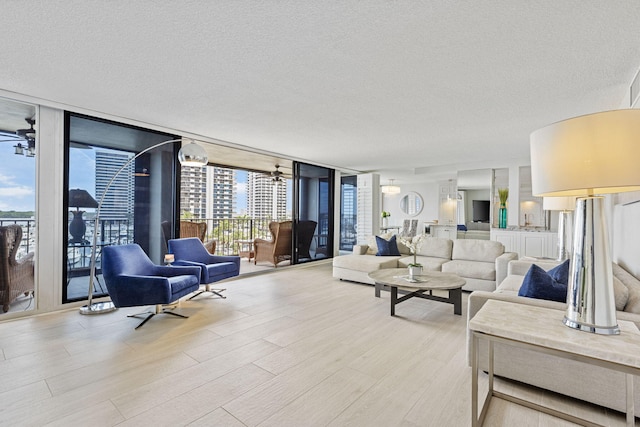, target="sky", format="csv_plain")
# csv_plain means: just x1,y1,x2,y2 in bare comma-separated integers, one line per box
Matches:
0,142,287,216
235,170,247,213
0,141,36,212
